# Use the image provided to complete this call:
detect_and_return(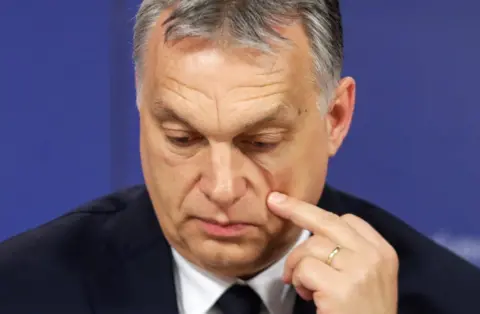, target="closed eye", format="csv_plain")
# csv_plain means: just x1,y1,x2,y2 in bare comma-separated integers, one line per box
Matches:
240,140,279,152
165,135,204,147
